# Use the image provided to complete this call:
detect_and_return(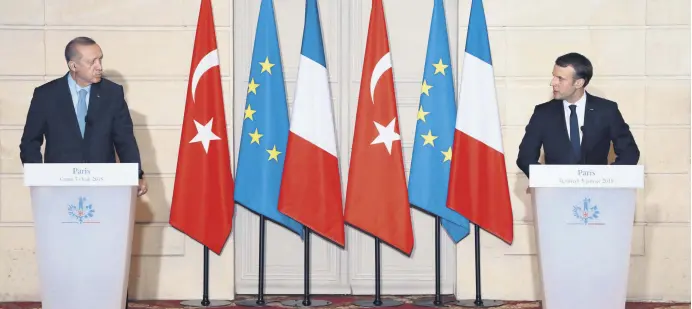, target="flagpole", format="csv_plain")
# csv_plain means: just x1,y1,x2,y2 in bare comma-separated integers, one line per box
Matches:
414,216,452,307
281,227,331,307
236,215,268,307
179,246,233,307
455,224,503,308
353,238,403,308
